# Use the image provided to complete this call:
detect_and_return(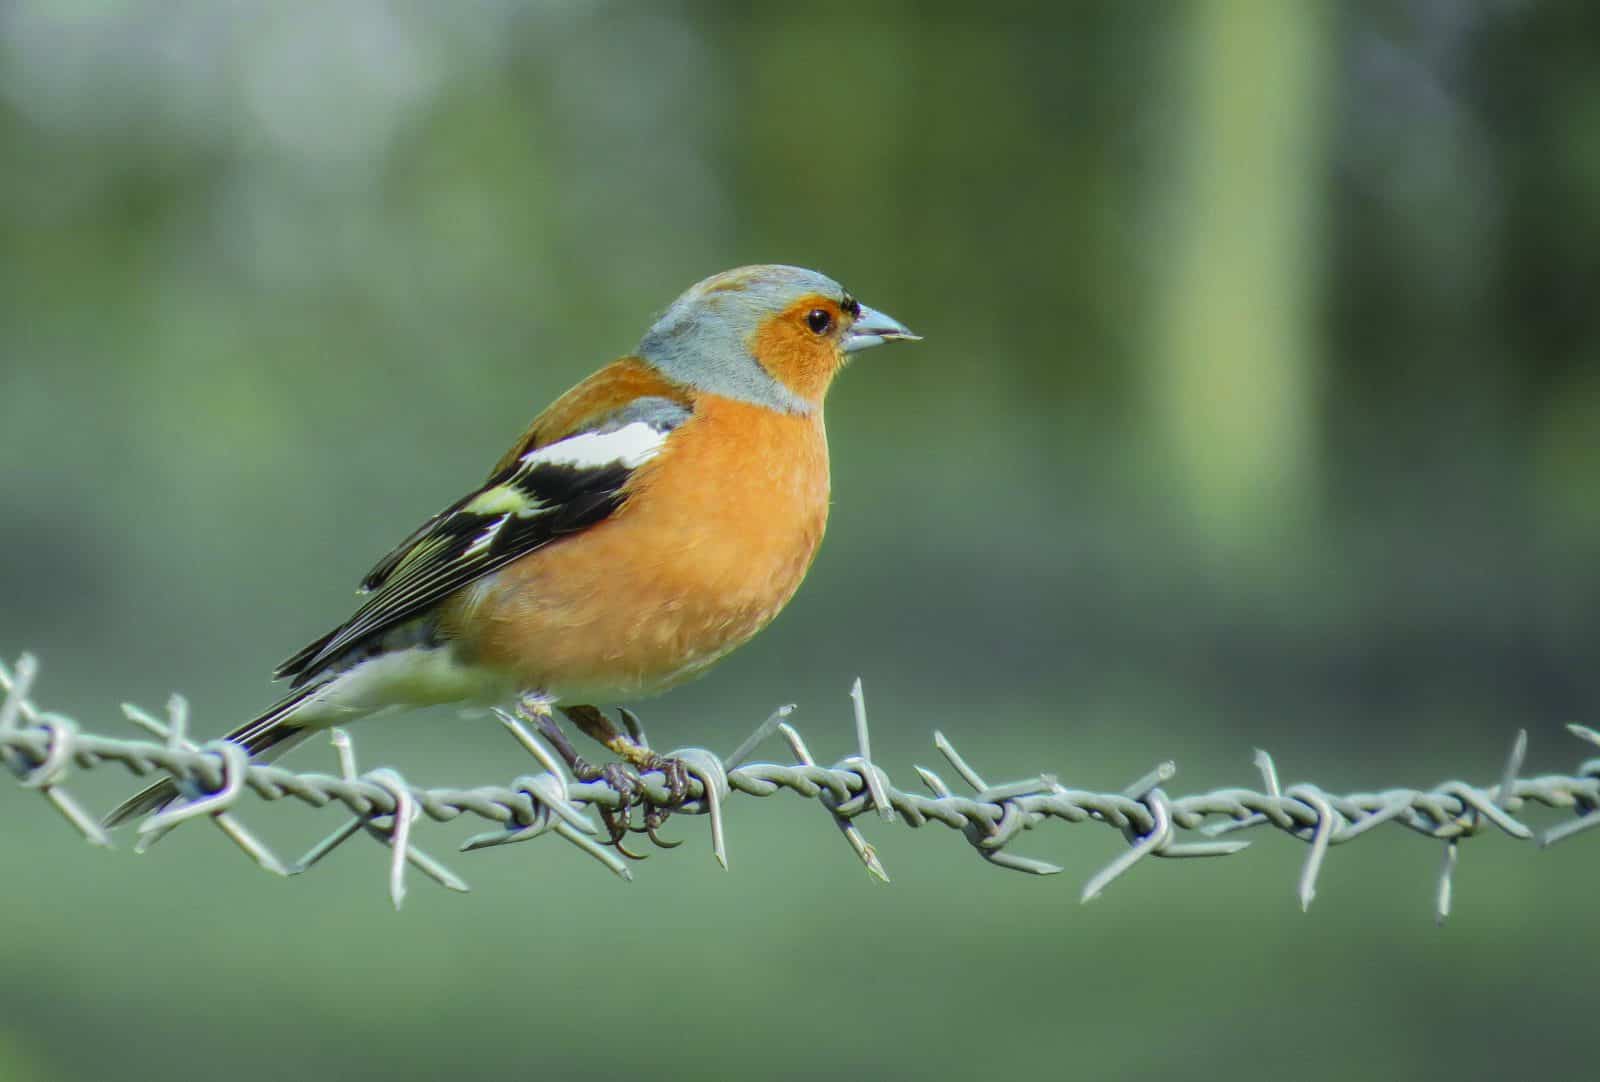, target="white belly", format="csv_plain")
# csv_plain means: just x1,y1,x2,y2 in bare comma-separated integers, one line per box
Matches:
291,645,516,729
